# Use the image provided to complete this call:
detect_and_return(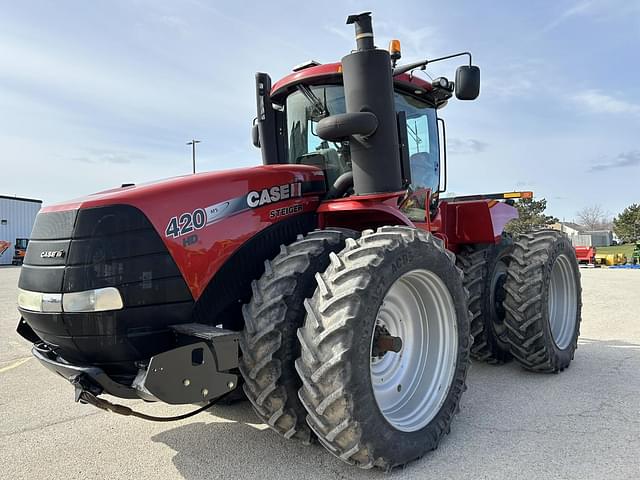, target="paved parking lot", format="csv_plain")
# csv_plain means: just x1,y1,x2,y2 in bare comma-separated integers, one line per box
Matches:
1,266,639,479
